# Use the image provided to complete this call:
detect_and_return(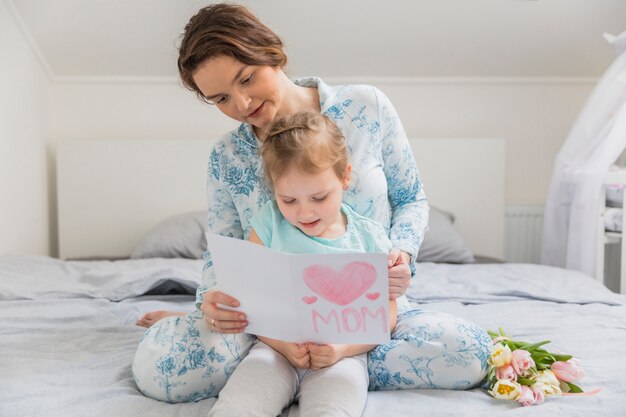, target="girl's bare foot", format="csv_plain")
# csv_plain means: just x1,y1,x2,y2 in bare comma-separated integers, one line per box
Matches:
136,310,186,328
